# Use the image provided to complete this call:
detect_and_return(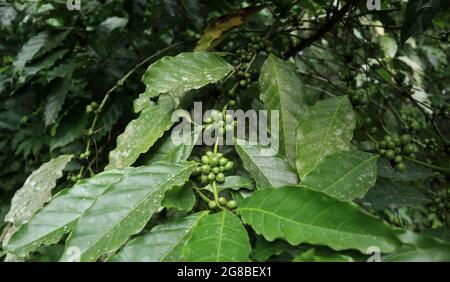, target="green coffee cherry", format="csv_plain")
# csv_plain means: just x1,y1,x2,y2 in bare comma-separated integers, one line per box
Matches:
212,167,220,174
218,197,227,206
396,162,406,171
207,172,216,181
403,144,415,156
226,200,237,209
400,134,411,145
219,157,228,166
200,175,208,183
215,172,225,182
385,150,395,159
201,155,210,164
208,201,218,209
201,164,211,174
394,155,403,163
210,156,219,166
224,161,234,171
